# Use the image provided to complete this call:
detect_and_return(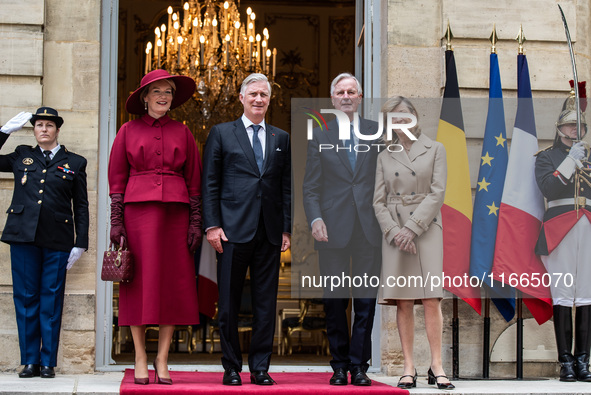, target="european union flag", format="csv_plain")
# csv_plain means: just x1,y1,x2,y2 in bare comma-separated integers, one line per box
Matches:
469,53,515,321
